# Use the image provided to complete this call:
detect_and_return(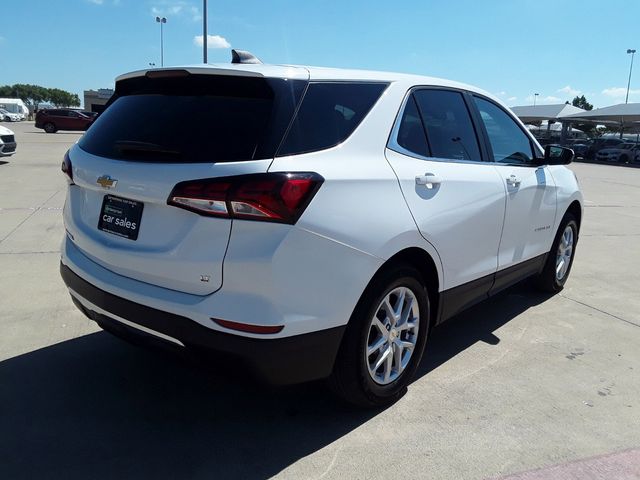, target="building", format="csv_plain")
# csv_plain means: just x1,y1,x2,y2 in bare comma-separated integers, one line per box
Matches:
83,88,114,114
